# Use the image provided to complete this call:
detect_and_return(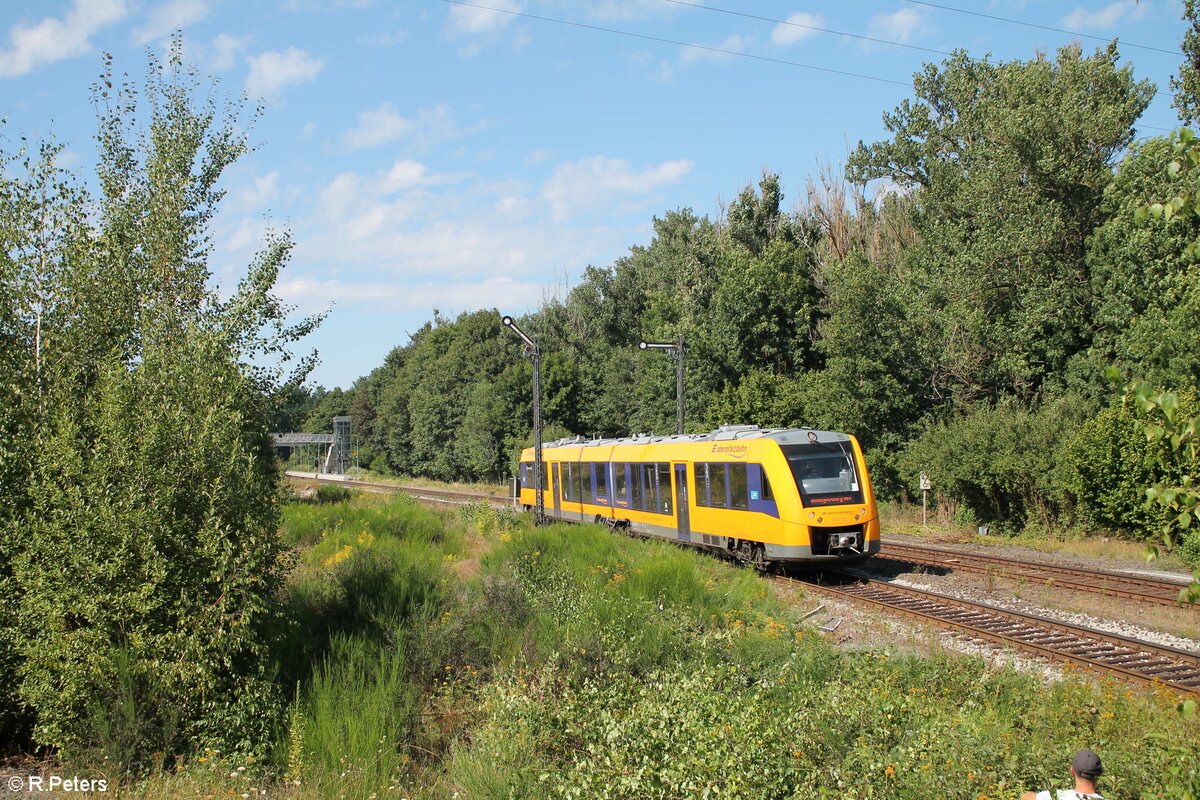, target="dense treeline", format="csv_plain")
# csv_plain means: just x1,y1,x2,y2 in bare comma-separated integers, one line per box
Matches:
323,44,1198,552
